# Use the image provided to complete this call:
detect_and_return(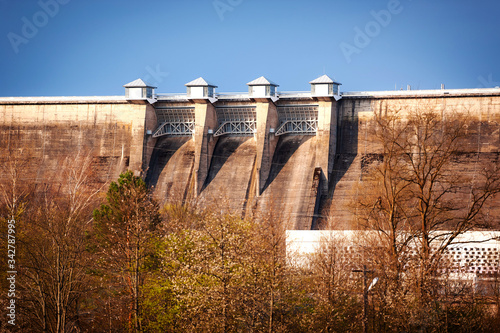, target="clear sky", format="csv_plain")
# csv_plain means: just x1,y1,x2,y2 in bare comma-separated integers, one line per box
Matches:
1,0,499,96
